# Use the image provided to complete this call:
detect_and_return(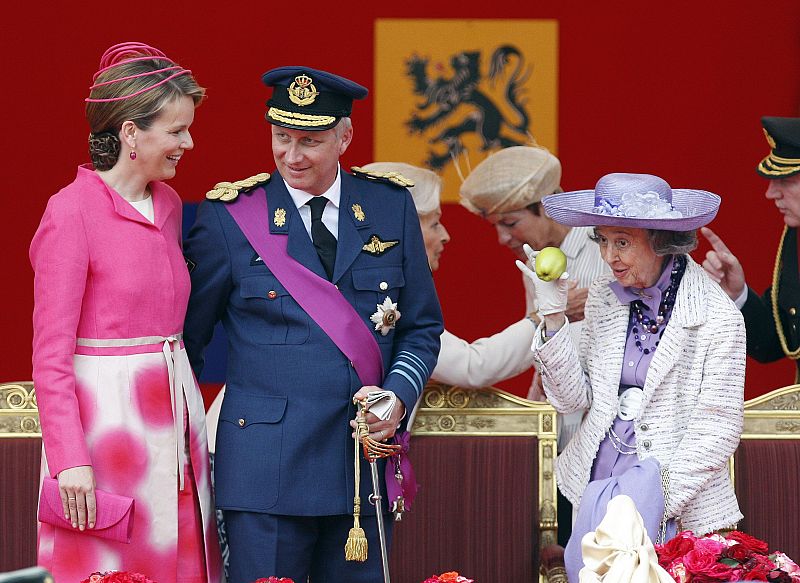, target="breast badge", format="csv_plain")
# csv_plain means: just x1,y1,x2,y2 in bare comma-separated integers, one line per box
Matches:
362,235,399,256
370,297,401,336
